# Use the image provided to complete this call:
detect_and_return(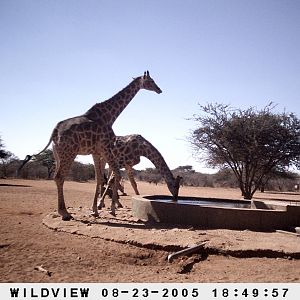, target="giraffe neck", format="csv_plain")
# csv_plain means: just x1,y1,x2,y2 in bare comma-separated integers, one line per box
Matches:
85,77,142,126
139,137,175,187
